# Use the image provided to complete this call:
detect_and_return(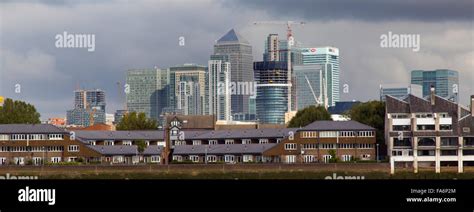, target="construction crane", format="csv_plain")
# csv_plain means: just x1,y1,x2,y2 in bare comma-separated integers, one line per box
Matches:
253,21,305,112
